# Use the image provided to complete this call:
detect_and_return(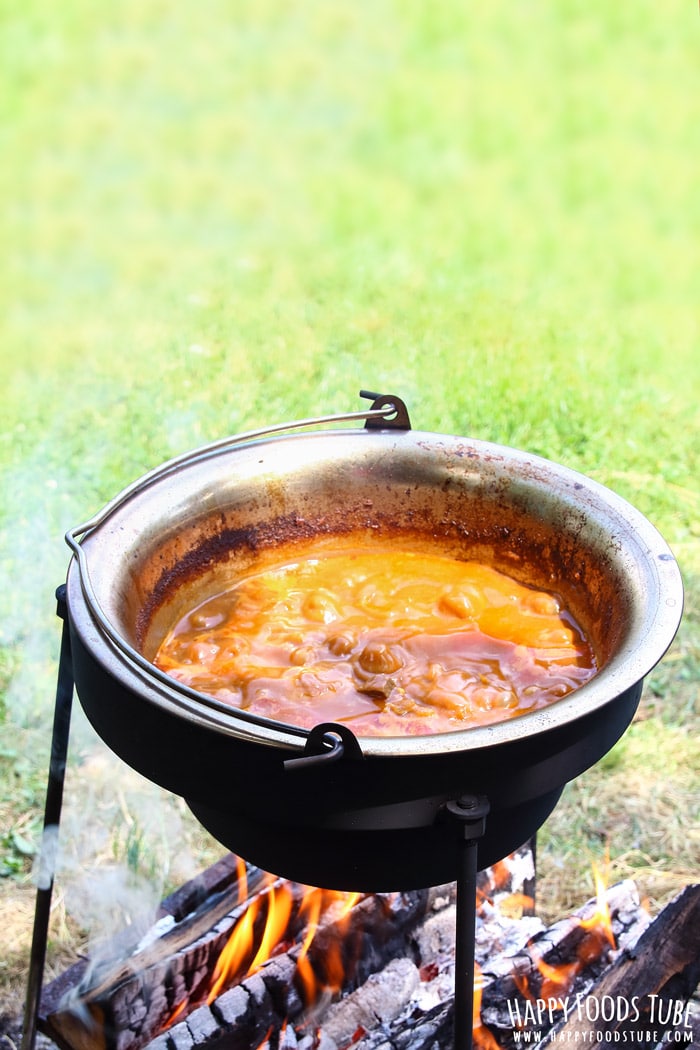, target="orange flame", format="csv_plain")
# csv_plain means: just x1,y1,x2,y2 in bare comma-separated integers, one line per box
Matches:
250,881,295,973
489,860,512,891
498,893,536,919
253,1025,274,1050
514,860,617,1012
532,956,580,1005
163,861,362,1031
473,962,502,1050
295,887,361,1004
235,854,248,901
207,888,259,1001
295,888,325,1004
578,861,616,951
